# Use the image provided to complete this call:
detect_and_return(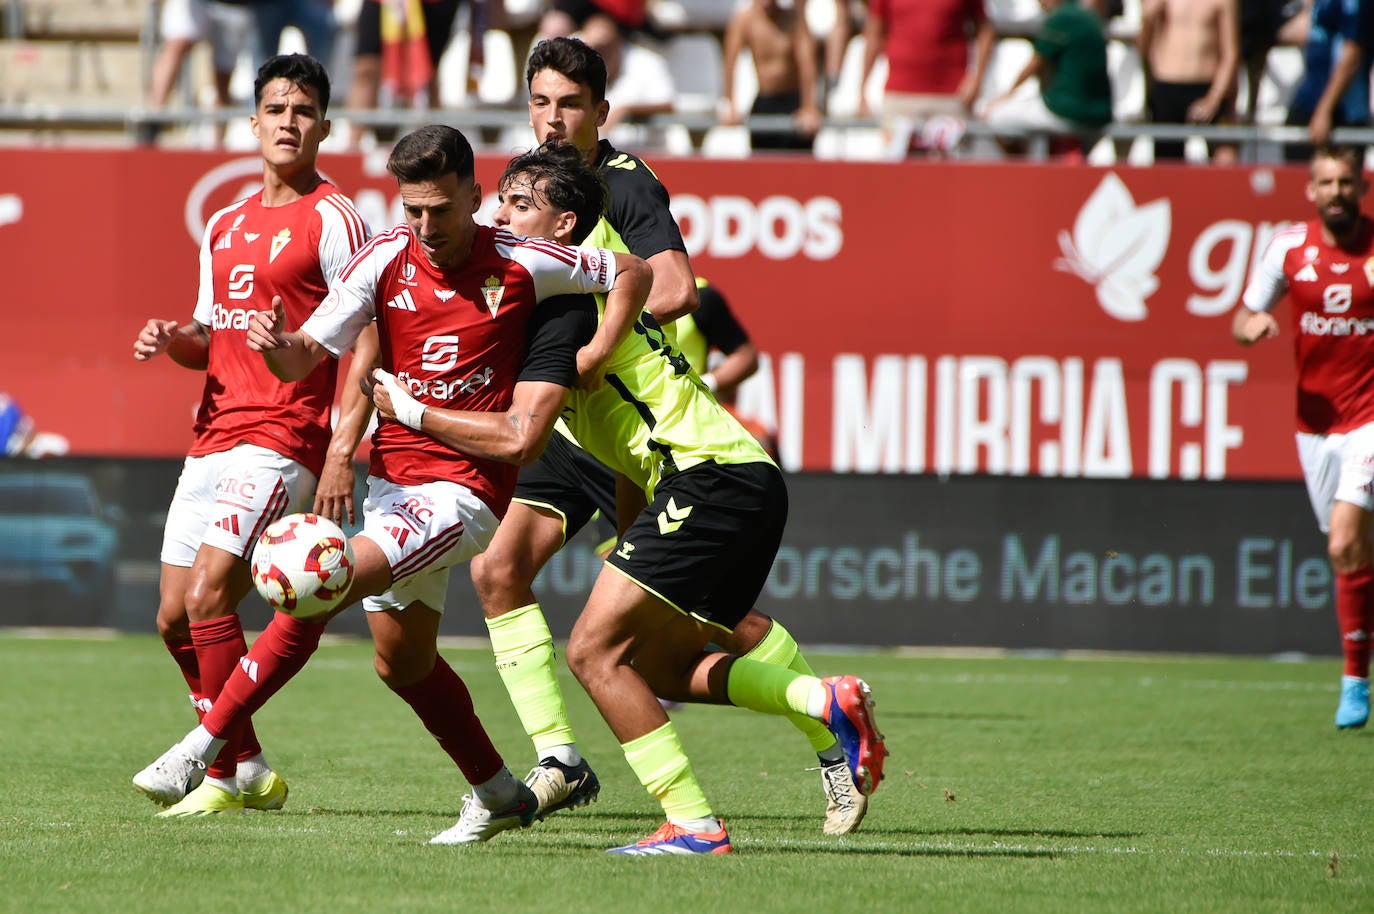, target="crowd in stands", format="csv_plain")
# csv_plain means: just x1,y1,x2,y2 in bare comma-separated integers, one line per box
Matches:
12,0,1373,162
